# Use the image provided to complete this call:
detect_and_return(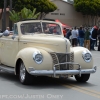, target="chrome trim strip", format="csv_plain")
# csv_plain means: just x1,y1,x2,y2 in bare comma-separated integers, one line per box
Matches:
0,65,15,74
